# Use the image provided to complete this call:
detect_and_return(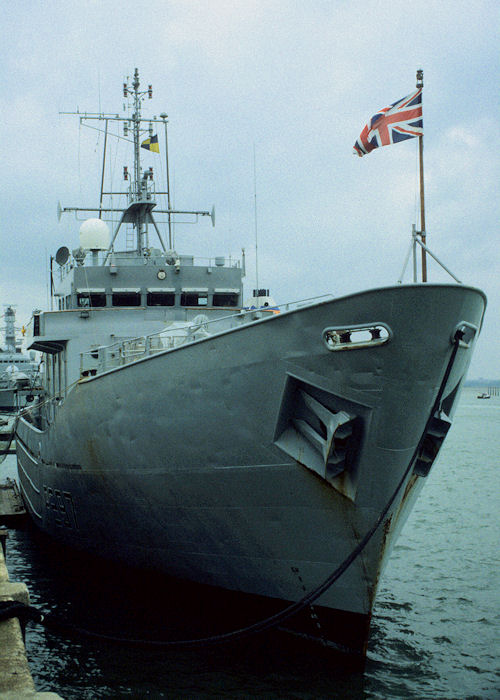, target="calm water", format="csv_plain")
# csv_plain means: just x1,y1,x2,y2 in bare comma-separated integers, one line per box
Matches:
2,387,499,699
